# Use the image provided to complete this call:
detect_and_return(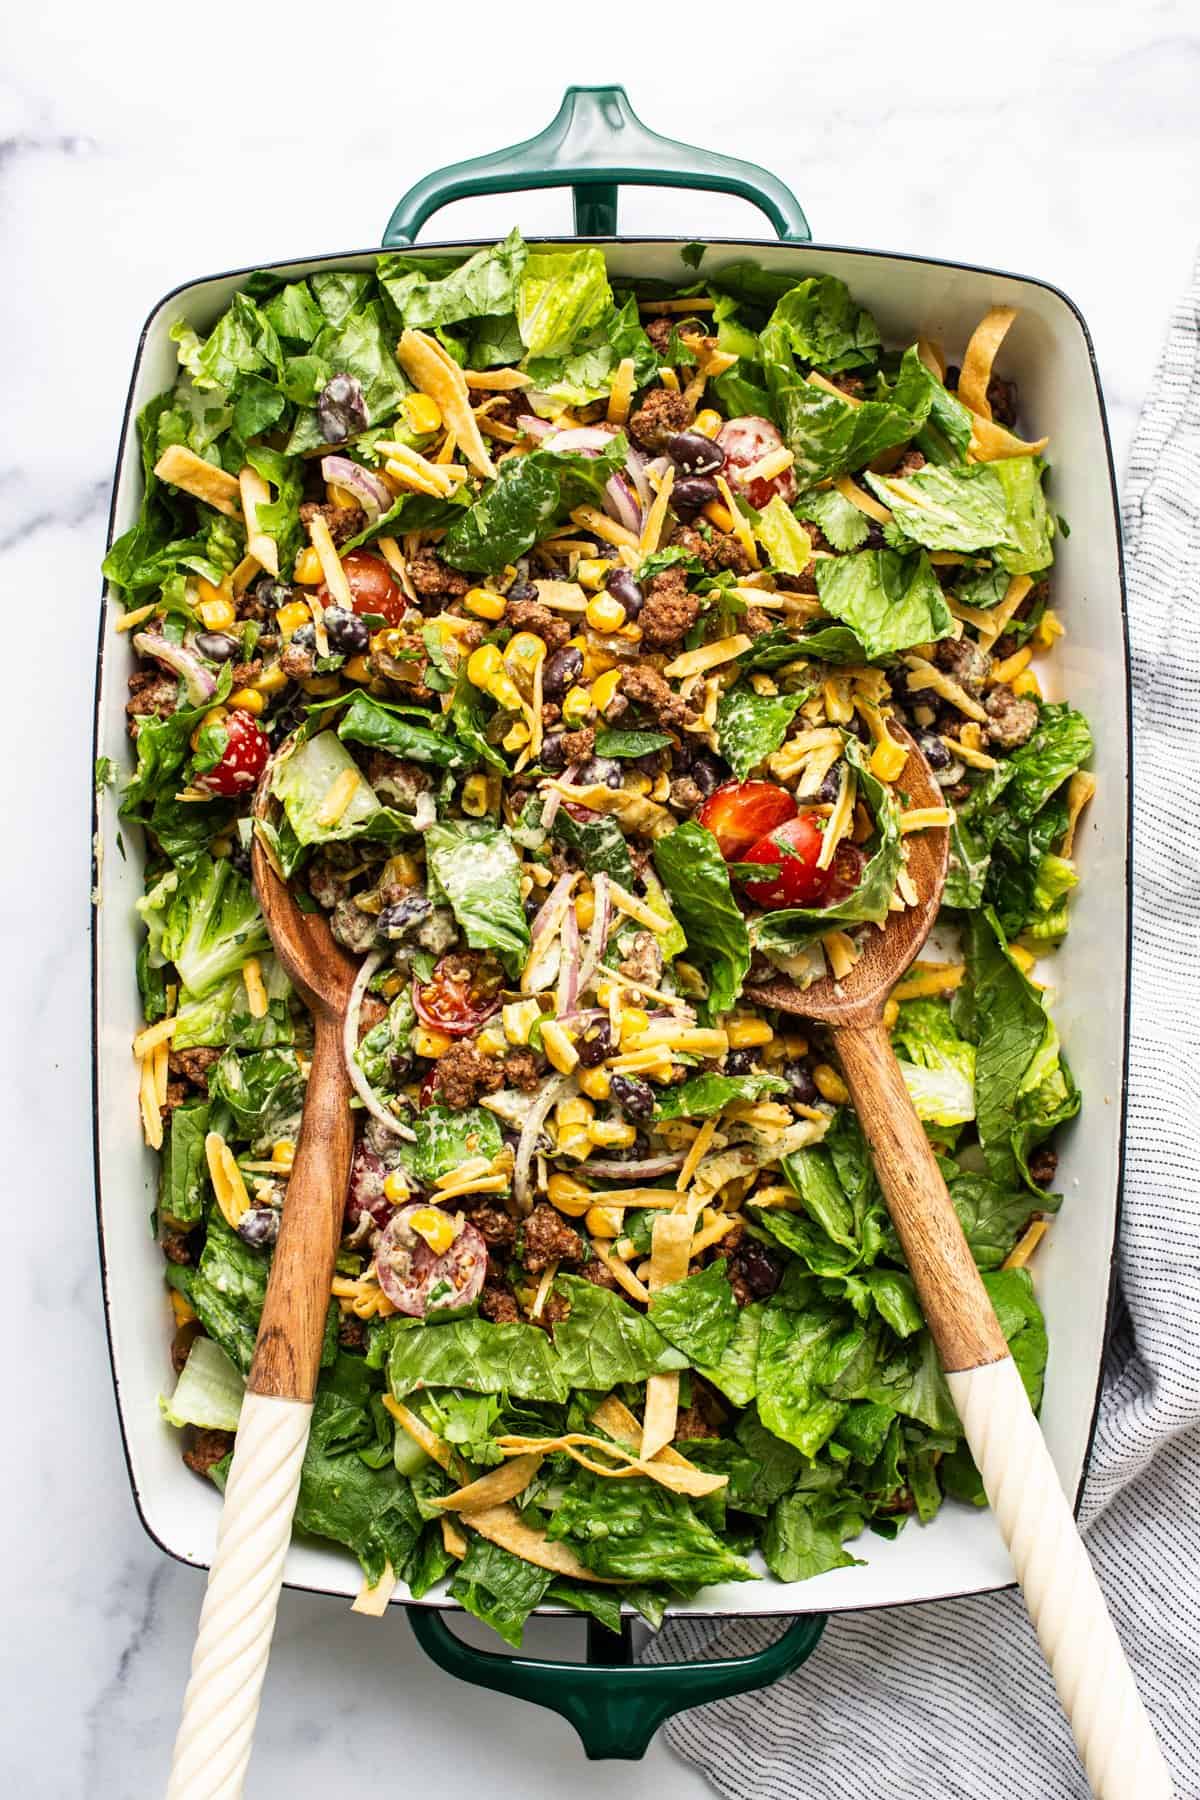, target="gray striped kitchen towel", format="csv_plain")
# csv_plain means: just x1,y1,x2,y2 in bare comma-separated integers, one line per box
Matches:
644,258,1200,1797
